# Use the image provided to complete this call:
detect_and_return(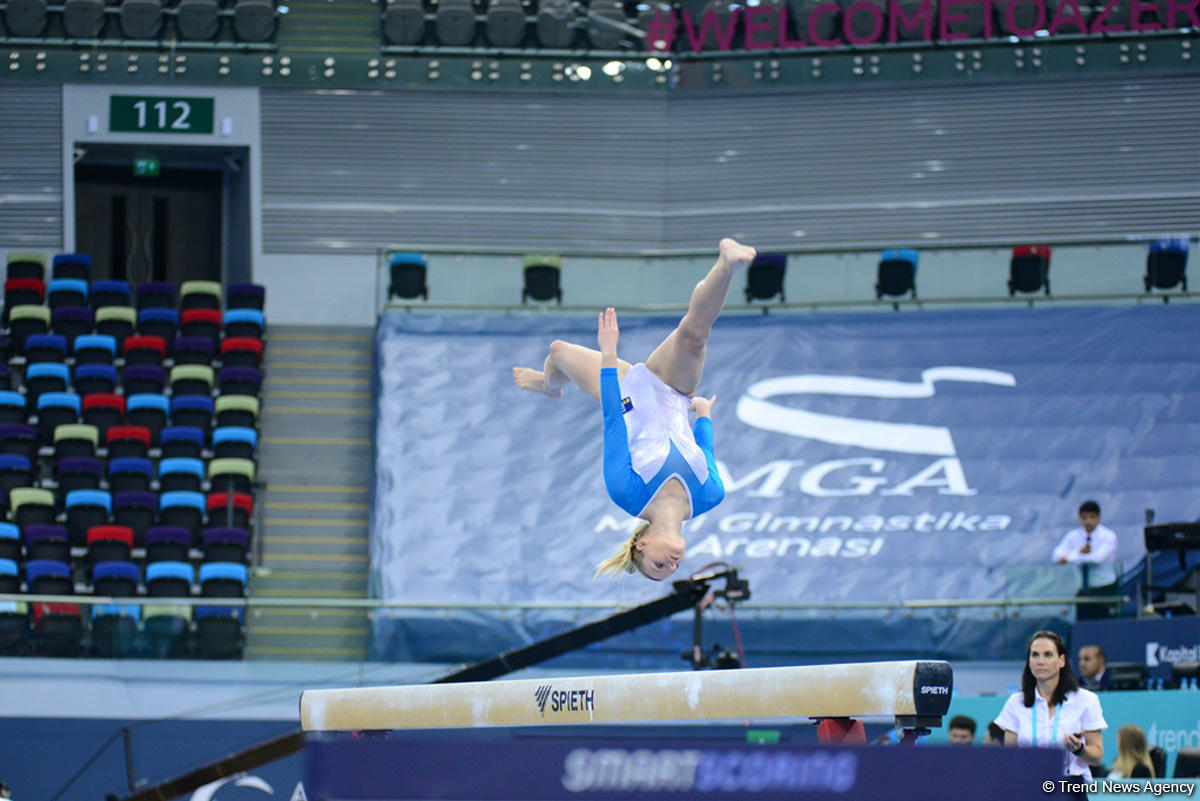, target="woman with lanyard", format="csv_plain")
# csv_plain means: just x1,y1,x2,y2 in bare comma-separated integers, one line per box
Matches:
996,630,1107,799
